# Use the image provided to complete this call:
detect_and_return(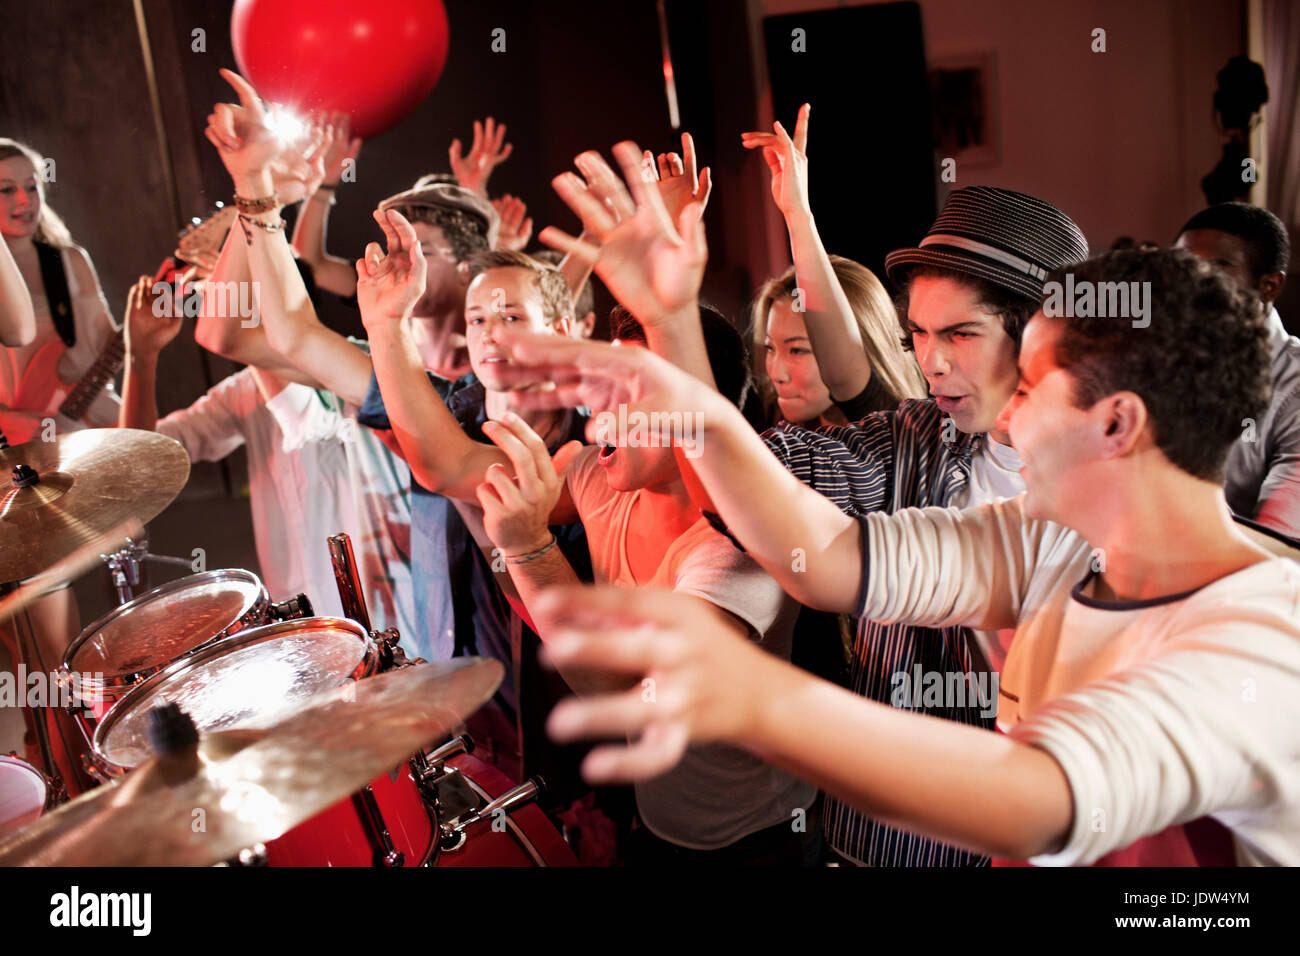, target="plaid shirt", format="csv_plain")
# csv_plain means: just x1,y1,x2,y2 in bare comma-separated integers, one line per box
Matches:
761,398,994,866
